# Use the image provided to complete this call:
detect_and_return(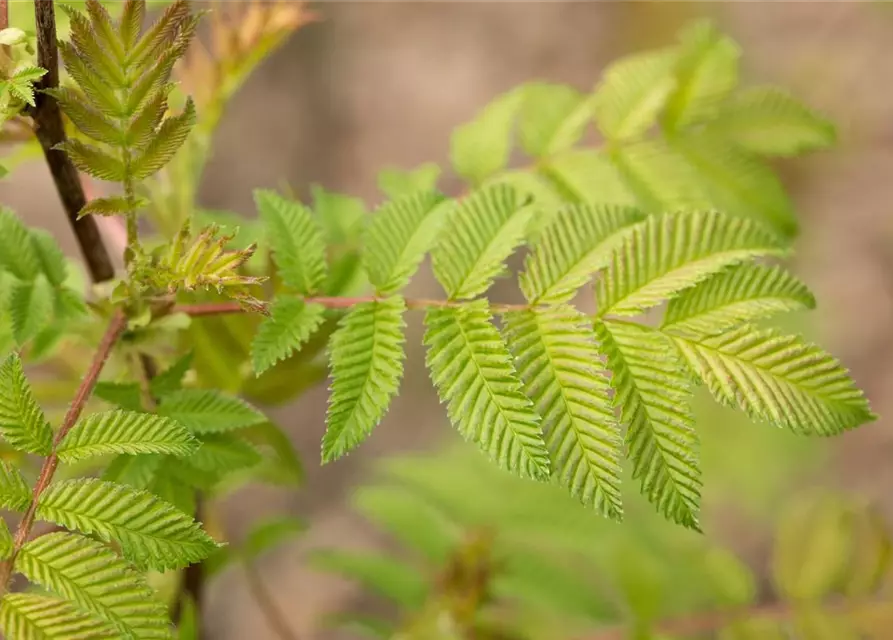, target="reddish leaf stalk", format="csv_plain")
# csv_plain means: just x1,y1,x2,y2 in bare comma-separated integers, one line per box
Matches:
0,309,128,594
172,297,533,317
